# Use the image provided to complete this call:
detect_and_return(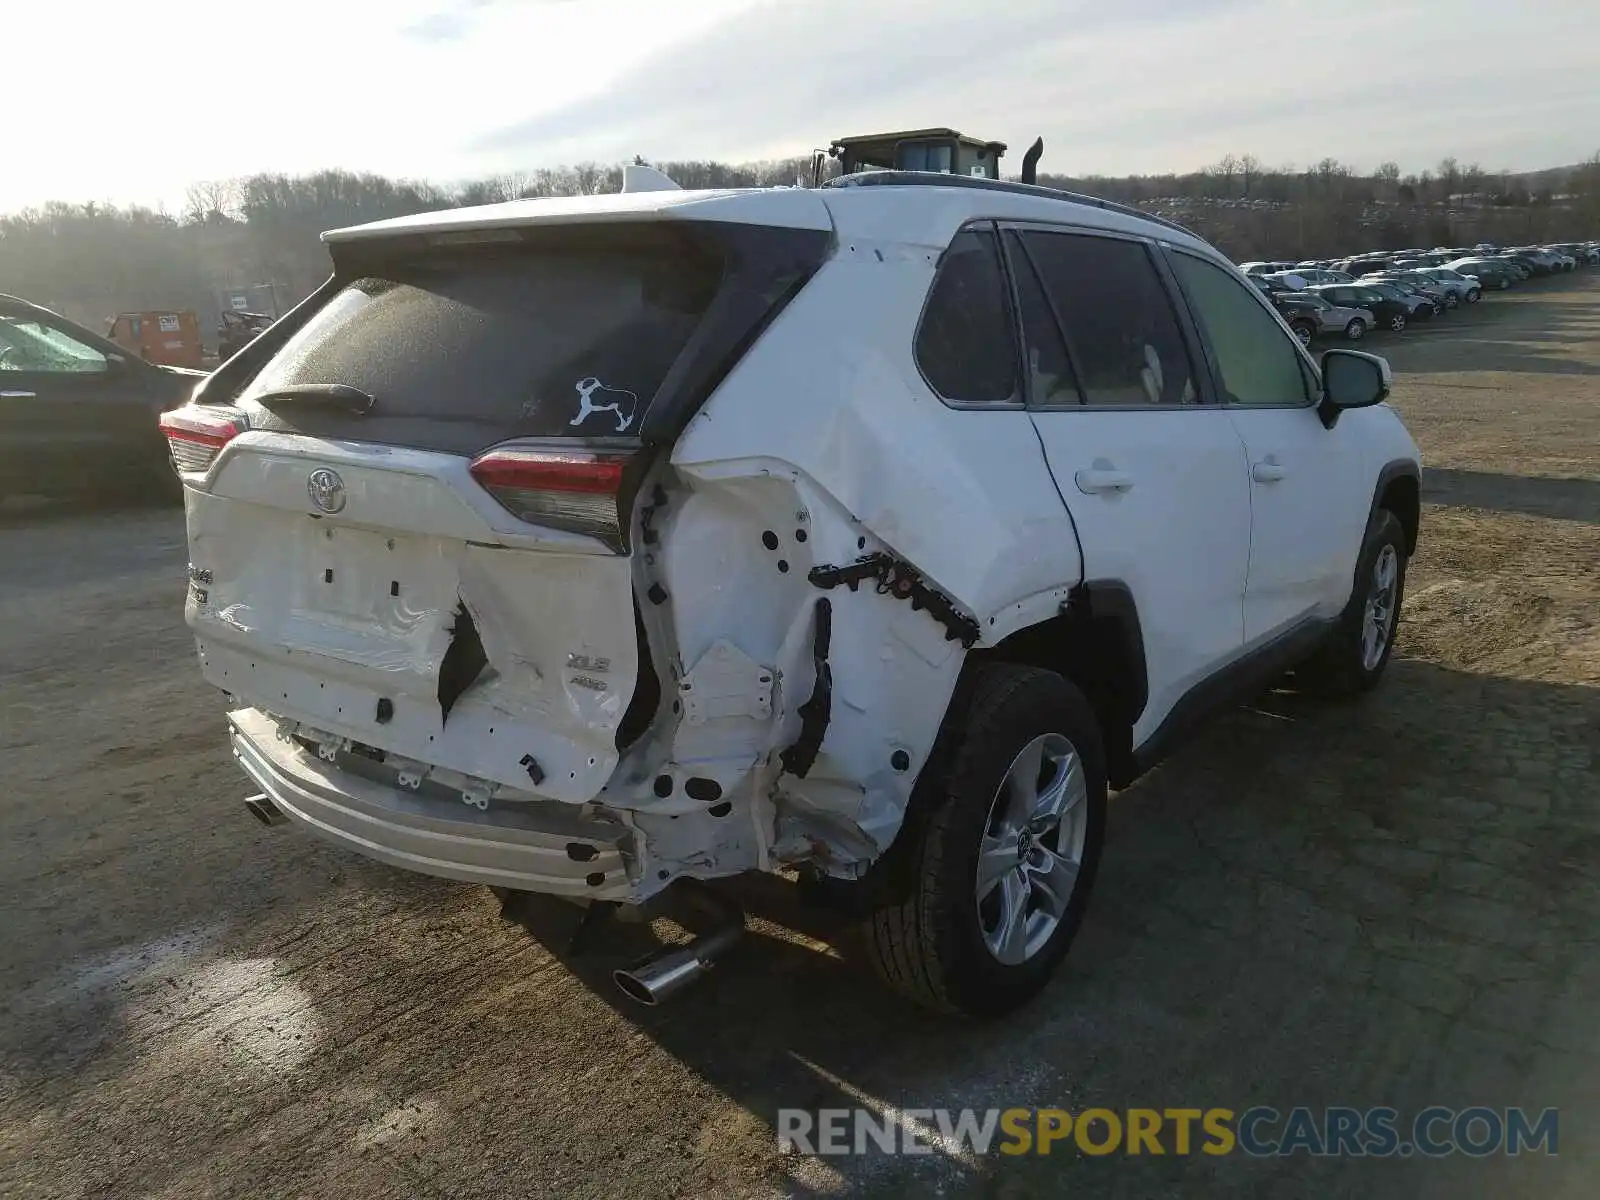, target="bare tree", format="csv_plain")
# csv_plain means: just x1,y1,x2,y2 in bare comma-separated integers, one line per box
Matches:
183,179,239,225
1238,154,1262,198
6,144,1591,334
1436,157,1461,199
1204,154,1240,198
